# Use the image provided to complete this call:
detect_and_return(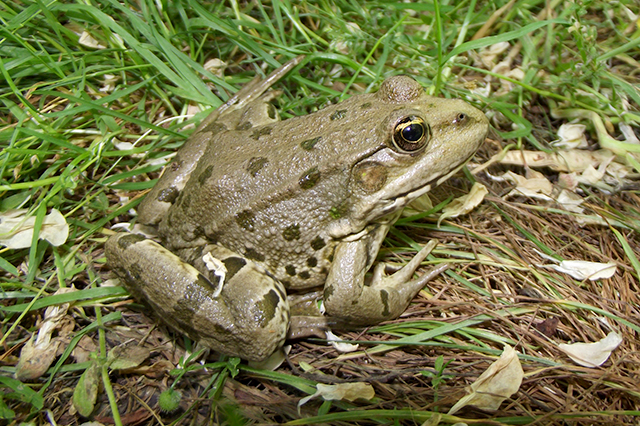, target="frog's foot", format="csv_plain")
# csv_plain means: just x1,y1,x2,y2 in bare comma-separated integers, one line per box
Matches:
106,234,290,362
323,239,448,325
371,240,448,300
